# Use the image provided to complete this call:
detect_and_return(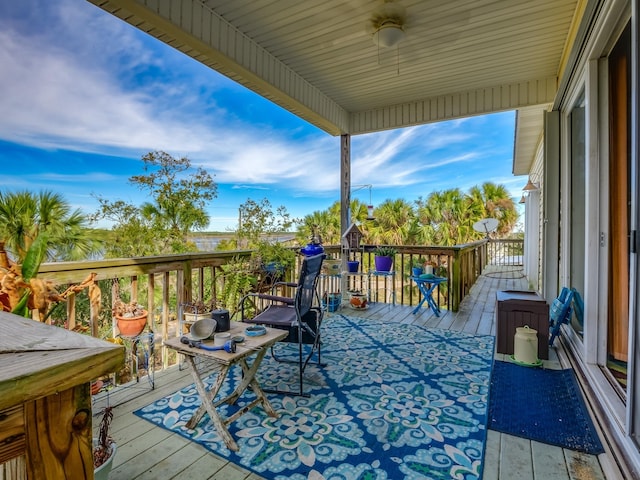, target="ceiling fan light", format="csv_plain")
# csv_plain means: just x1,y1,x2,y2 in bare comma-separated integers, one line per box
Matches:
372,23,406,48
